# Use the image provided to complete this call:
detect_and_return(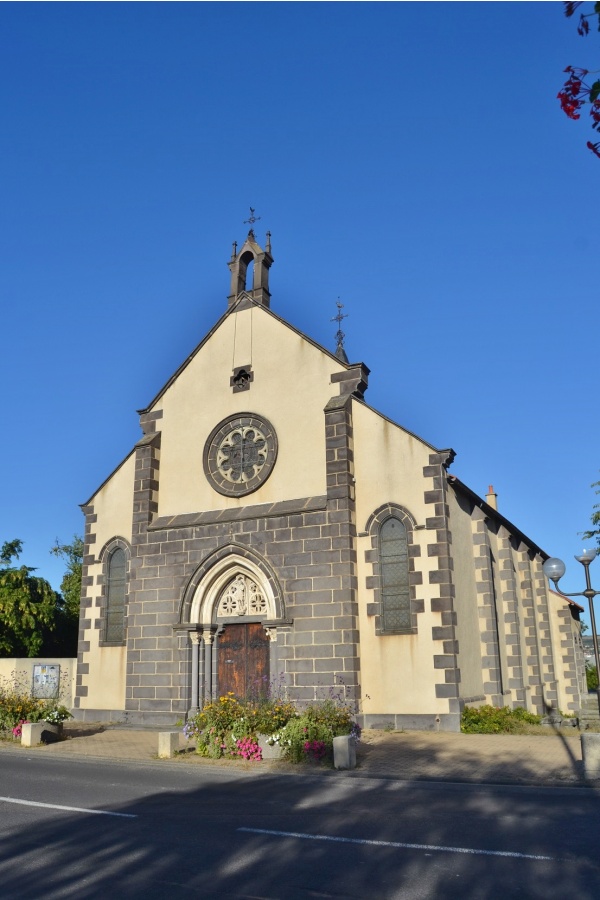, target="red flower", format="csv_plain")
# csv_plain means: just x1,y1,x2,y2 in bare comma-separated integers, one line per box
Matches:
558,90,582,119
564,1,584,17
587,140,600,158
577,17,590,36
